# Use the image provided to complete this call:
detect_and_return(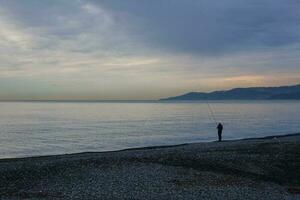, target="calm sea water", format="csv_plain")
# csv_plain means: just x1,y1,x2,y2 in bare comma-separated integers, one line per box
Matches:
0,101,299,158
